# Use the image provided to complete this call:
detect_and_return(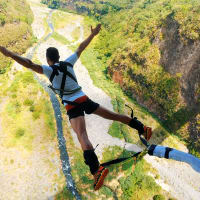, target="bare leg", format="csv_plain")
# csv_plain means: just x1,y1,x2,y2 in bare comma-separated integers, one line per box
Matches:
93,105,131,124
70,116,93,151
93,105,152,140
